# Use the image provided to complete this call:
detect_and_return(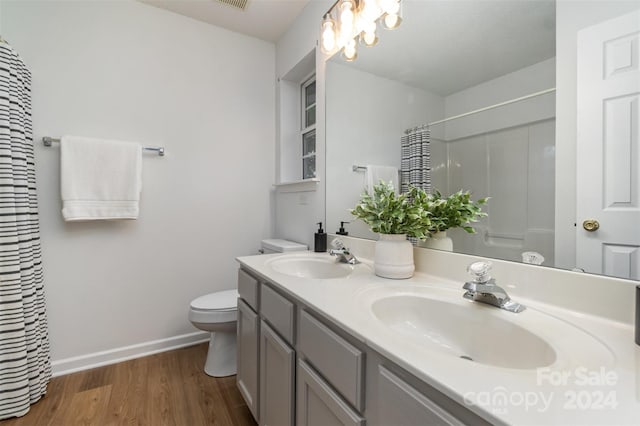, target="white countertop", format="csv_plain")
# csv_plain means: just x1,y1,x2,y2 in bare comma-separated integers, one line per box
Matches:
236,251,640,426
